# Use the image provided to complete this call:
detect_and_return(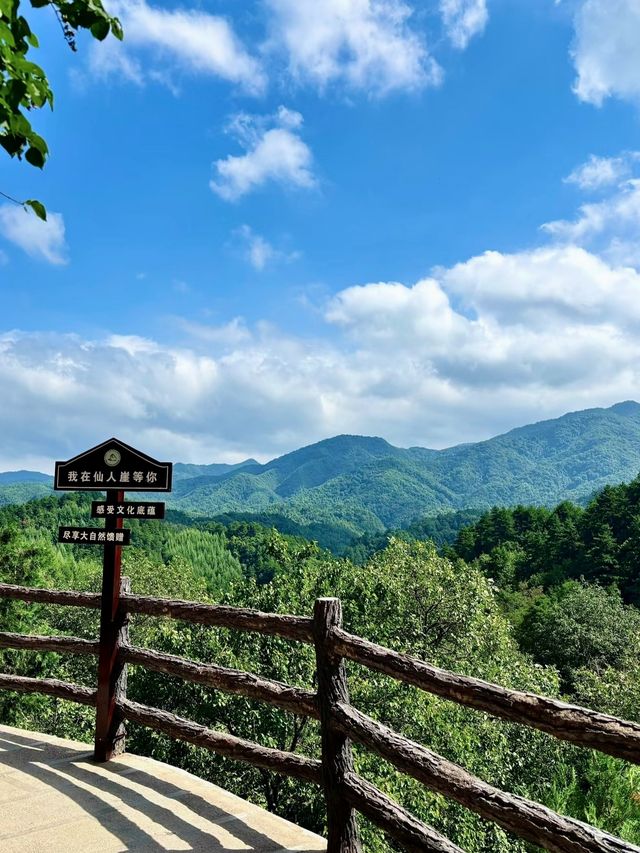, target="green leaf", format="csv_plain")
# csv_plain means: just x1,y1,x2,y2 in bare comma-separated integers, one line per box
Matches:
24,198,46,221
89,17,109,40
0,133,23,156
2,0,124,179
111,16,123,40
25,144,45,167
